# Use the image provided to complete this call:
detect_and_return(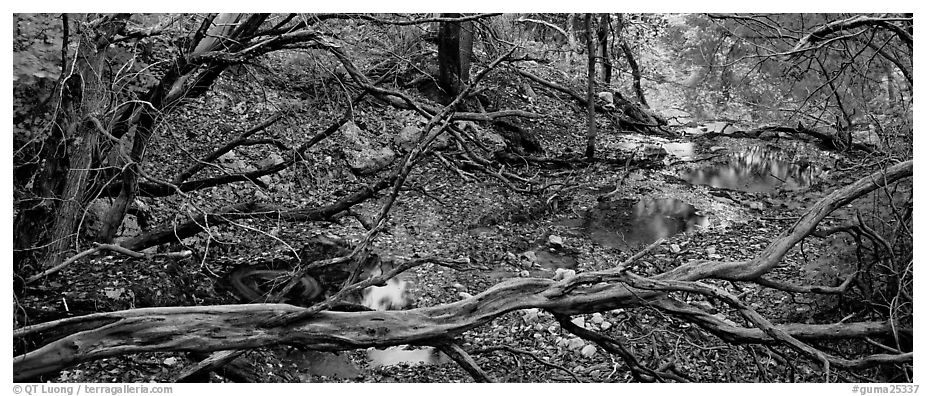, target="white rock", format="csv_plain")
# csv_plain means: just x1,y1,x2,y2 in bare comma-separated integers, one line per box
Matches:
451,283,466,291
600,321,612,330
163,357,179,366
519,270,531,277
669,244,681,253
852,129,882,150
521,308,540,323
705,247,717,255
521,251,538,265
548,235,564,248
565,338,586,350
257,152,284,168
554,268,576,281
344,146,396,175
570,317,585,328
458,292,473,299
591,313,604,324
580,345,597,358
